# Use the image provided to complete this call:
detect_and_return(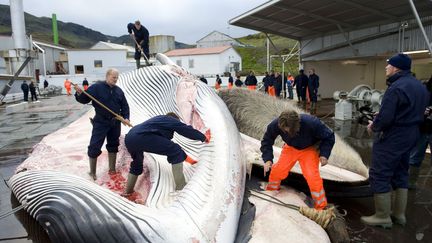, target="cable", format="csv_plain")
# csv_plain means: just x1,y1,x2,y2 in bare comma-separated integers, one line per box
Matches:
0,236,29,241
